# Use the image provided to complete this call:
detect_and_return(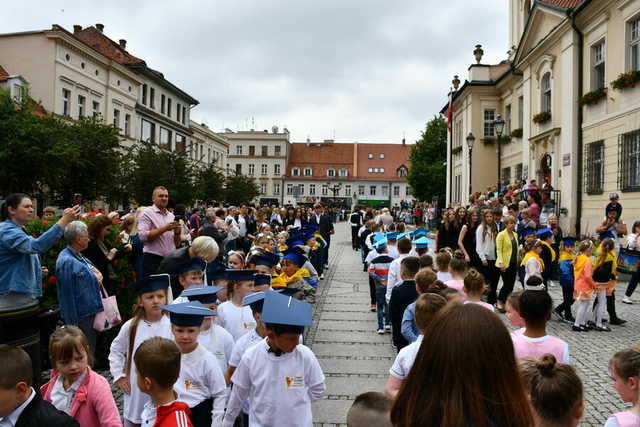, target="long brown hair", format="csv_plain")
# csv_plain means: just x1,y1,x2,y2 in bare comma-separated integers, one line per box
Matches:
390,304,533,427
480,210,497,243
125,290,167,378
